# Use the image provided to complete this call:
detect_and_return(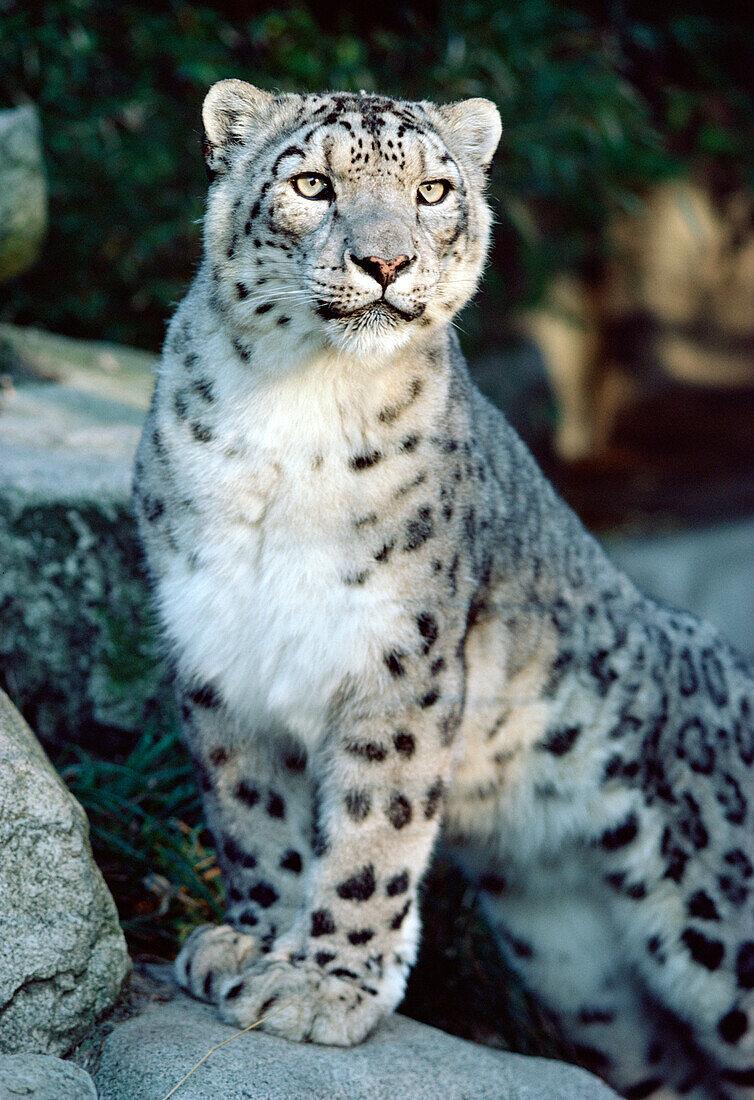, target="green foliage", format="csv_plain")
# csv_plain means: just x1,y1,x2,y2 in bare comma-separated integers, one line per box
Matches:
2,1,750,350
59,718,224,955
